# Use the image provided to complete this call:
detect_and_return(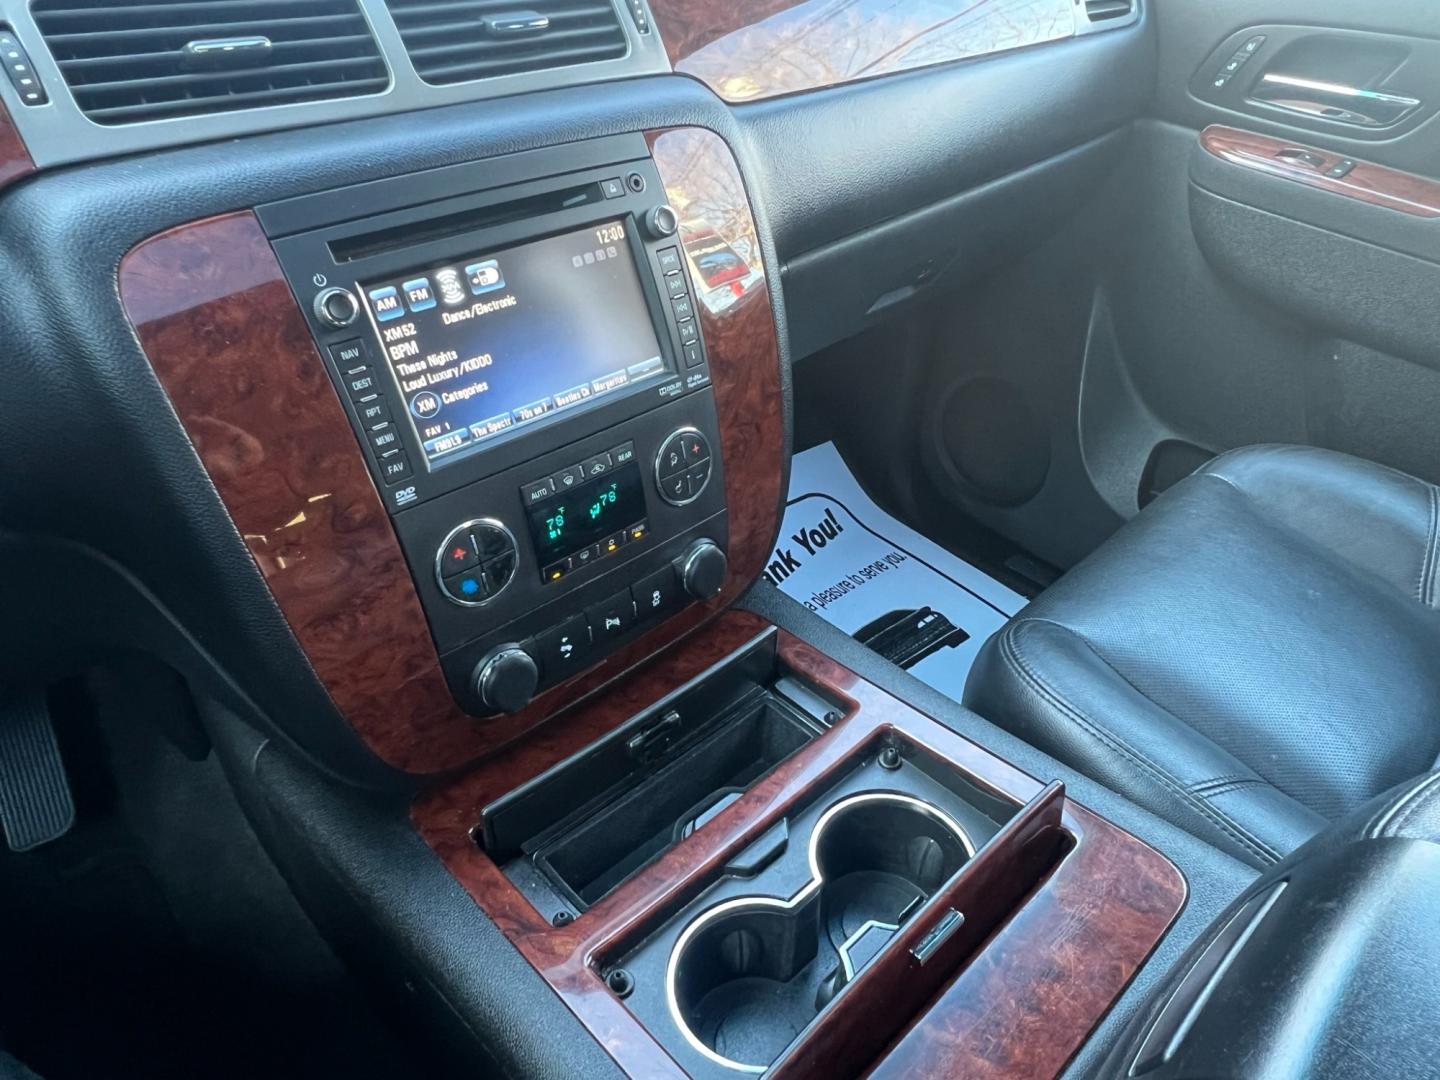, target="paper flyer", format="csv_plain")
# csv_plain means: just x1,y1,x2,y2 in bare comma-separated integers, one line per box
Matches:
768,443,1026,698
